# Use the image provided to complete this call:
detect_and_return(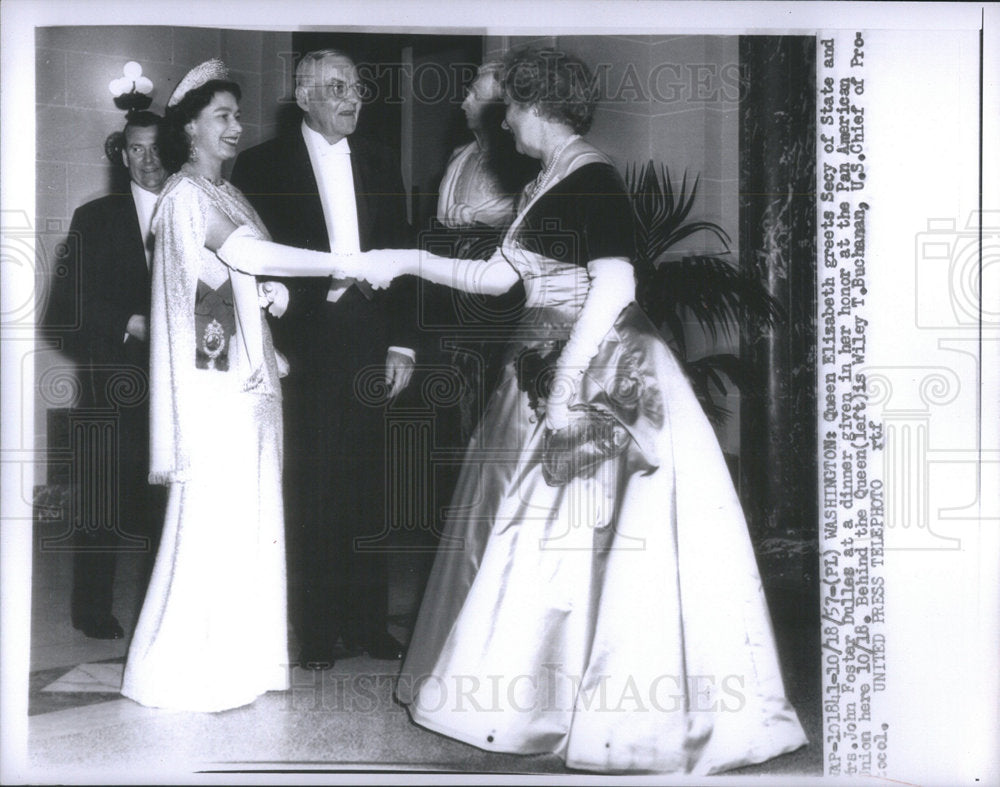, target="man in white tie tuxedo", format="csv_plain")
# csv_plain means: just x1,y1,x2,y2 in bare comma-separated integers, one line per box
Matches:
55,110,168,639
231,49,416,668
